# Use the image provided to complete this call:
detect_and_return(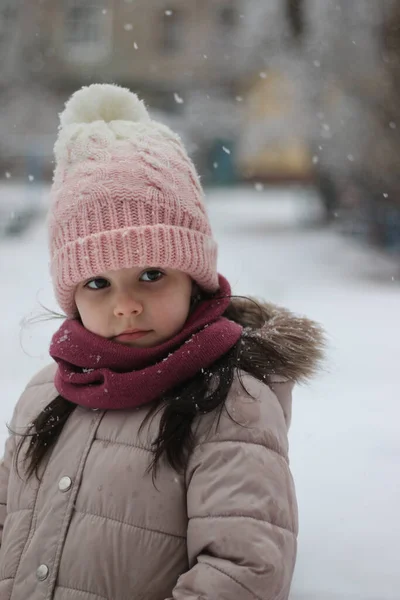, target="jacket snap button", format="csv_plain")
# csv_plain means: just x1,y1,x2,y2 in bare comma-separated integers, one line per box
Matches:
36,564,49,581
58,476,72,492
